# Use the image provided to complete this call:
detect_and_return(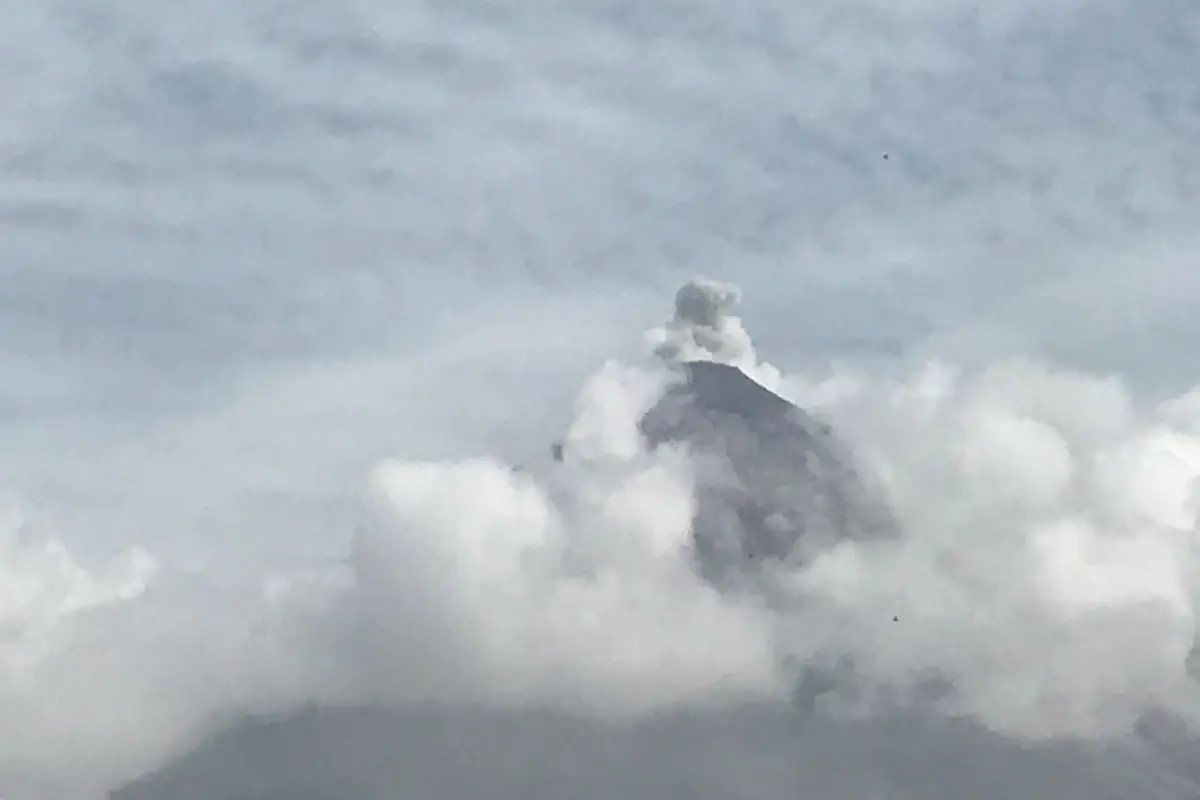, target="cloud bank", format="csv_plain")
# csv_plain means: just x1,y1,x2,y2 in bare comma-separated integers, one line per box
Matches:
4,279,1200,797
